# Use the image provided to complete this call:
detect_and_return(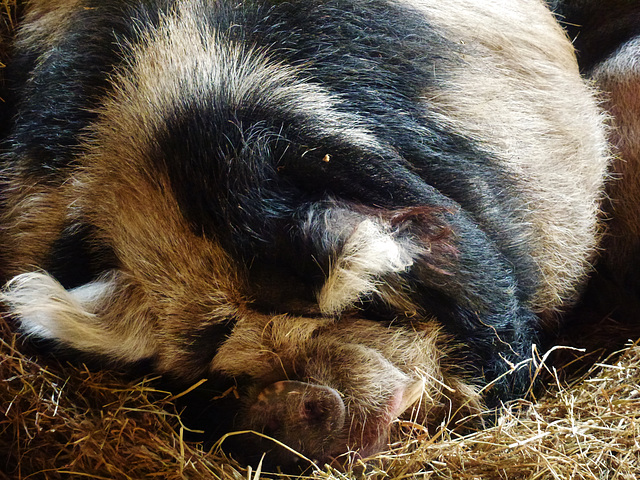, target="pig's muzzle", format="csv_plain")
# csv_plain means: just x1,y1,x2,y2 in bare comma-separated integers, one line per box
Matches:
236,377,425,471
249,380,346,439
